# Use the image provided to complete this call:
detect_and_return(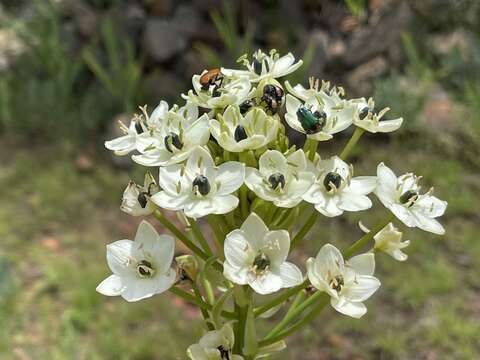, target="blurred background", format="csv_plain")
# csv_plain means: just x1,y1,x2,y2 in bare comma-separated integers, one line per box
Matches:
1,0,479,358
